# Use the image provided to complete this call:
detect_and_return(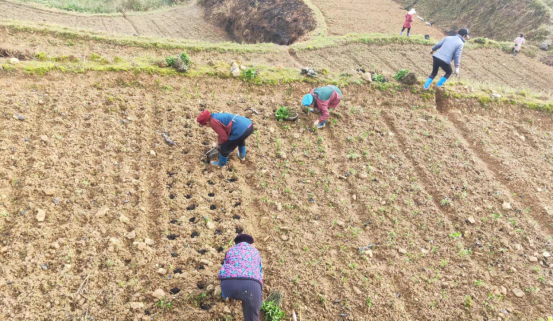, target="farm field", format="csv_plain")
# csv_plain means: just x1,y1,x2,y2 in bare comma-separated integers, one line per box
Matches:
0,0,230,42
0,0,553,320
